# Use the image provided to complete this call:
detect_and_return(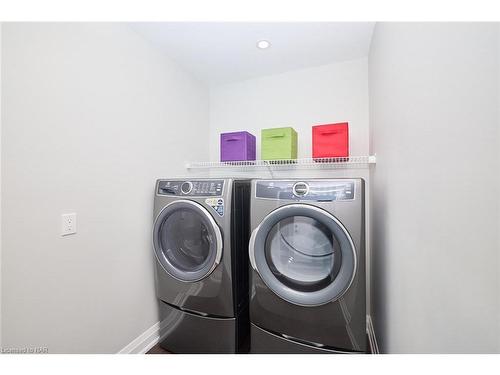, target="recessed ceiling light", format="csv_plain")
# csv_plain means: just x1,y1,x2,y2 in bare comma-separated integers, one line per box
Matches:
256,40,271,49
